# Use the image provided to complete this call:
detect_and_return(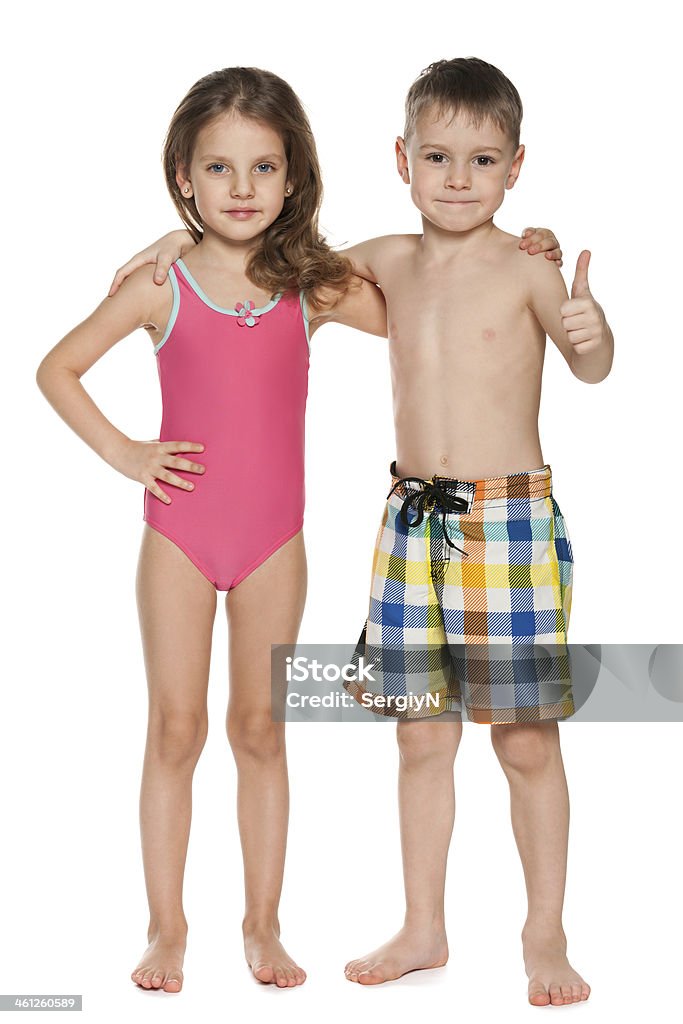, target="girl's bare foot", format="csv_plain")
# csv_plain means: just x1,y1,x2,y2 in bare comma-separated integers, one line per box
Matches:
243,923,306,987
131,929,187,993
344,924,448,985
523,926,591,1006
